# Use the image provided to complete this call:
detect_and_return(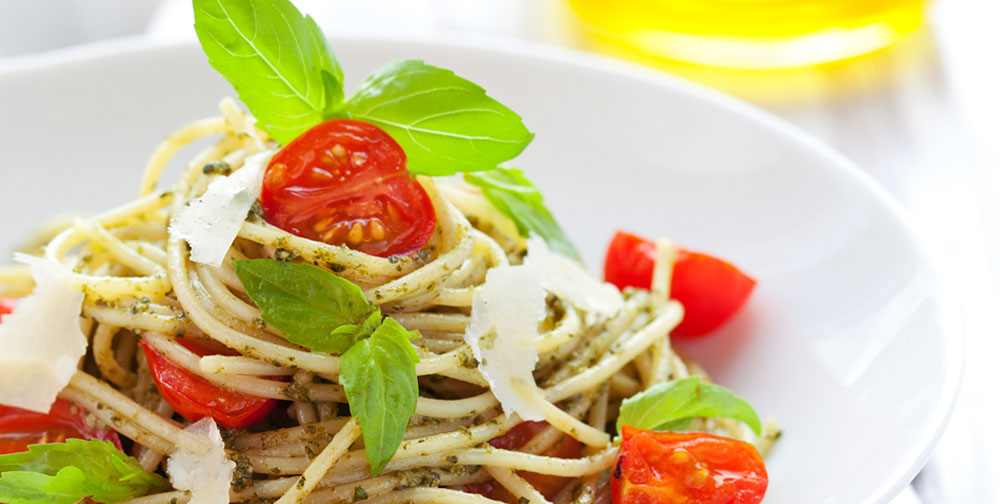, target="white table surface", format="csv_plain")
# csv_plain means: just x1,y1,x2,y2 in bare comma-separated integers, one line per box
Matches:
4,0,998,502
